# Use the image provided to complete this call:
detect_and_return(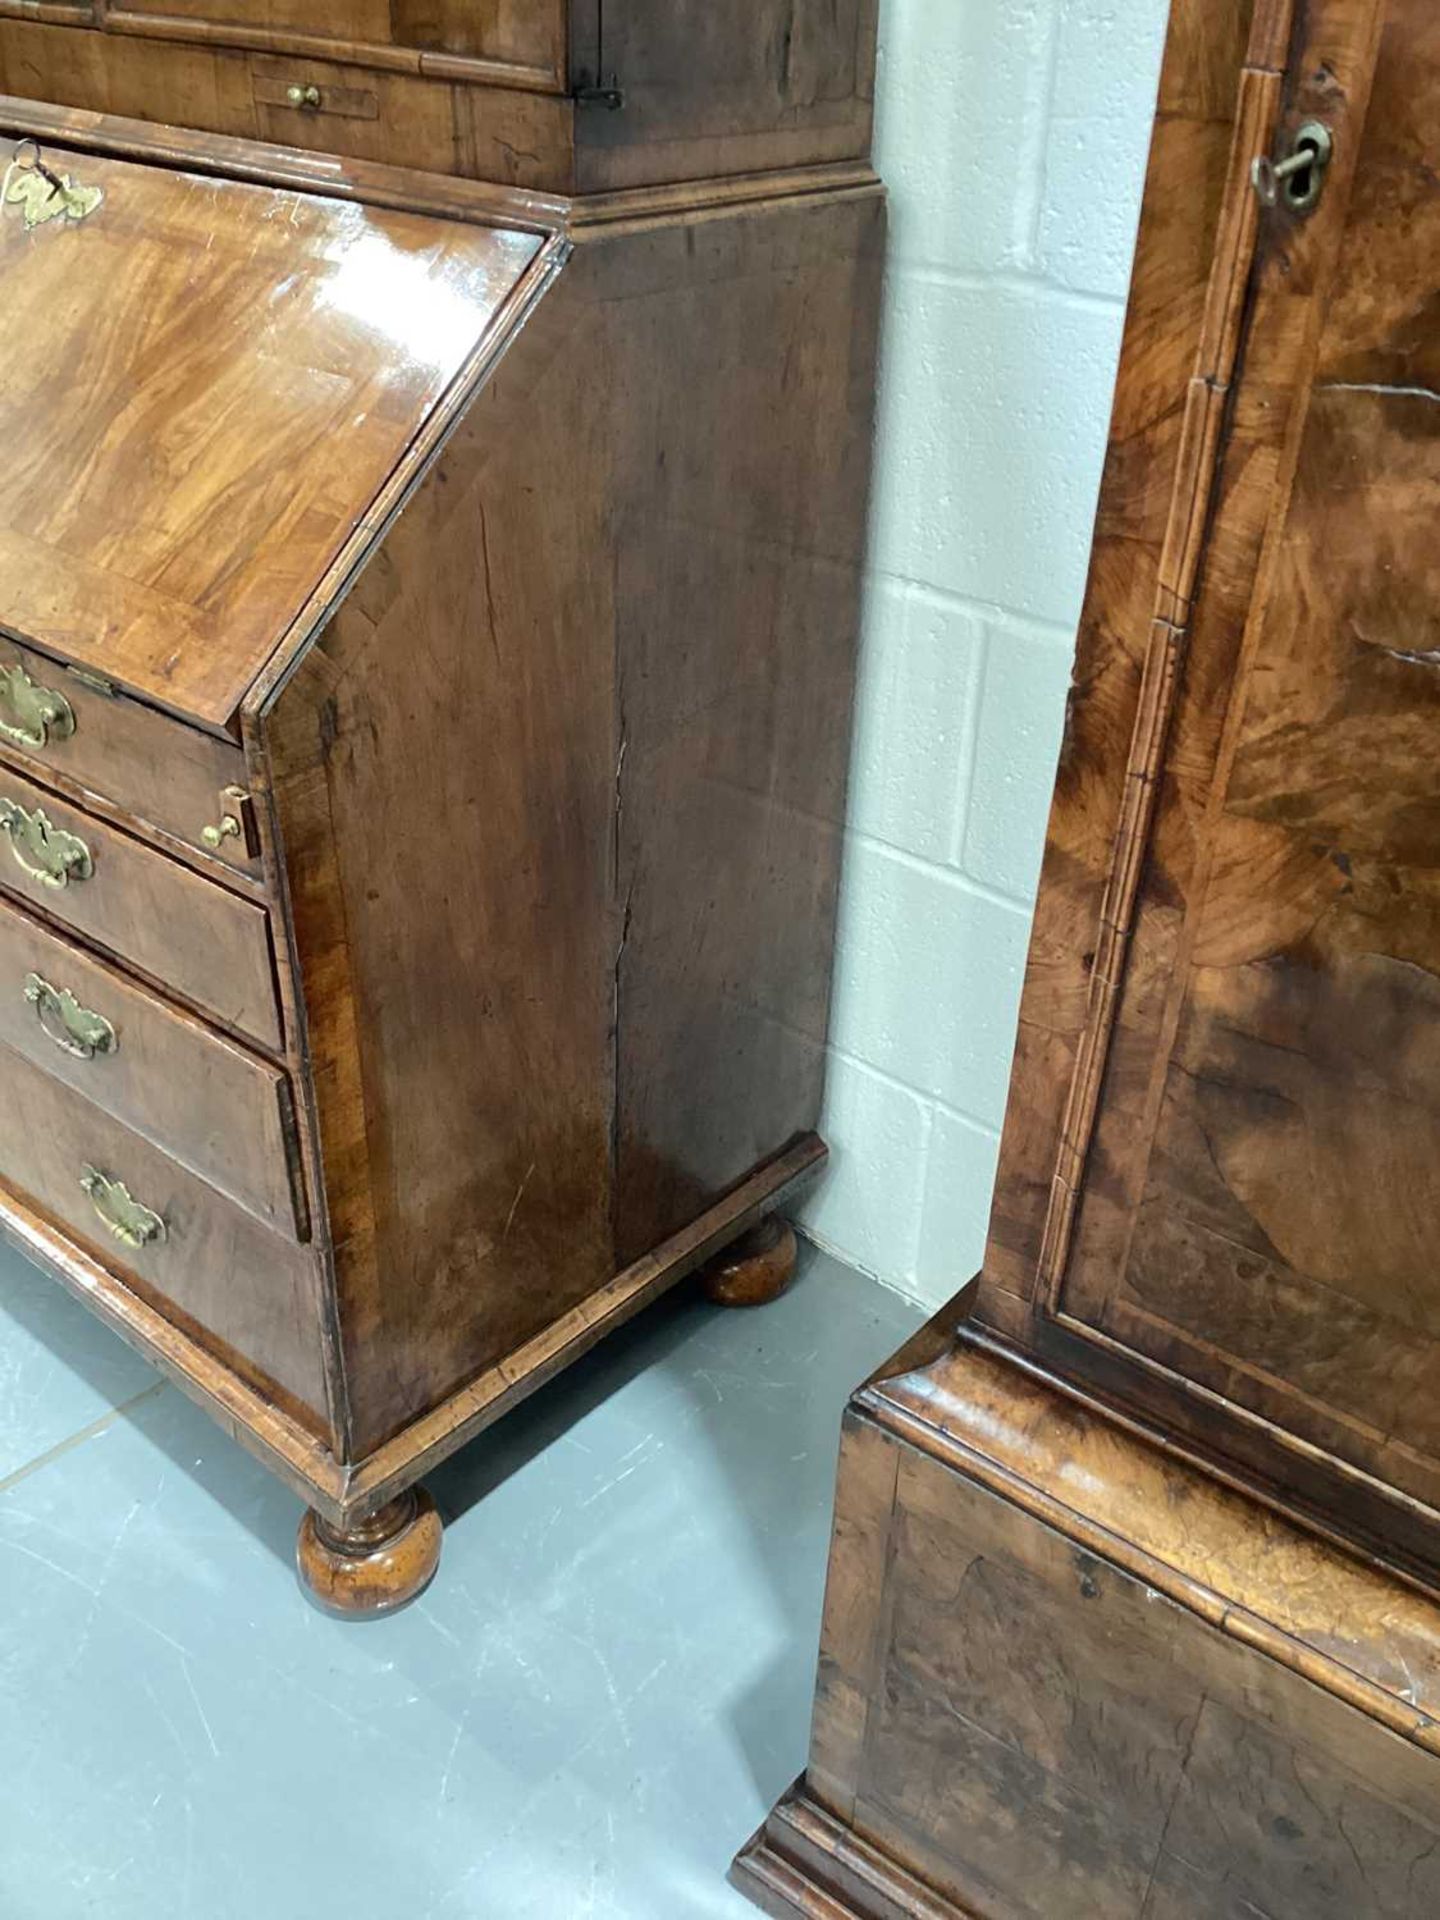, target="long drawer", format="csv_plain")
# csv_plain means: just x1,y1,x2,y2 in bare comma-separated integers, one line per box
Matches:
0,1040,329,1426
0,894,305,1240
0,760,281,1051
0,637,261,881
